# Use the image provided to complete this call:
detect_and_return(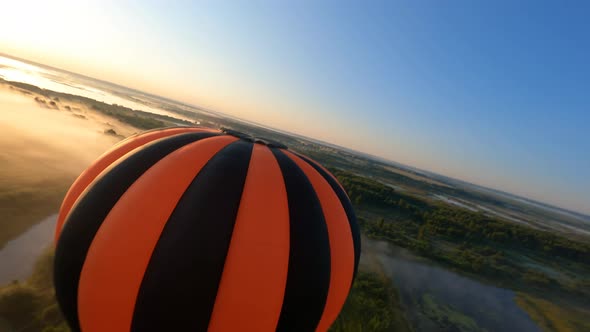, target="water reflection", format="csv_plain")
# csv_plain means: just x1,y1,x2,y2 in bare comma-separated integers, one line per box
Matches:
366,239,540,331
0,215,56,285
